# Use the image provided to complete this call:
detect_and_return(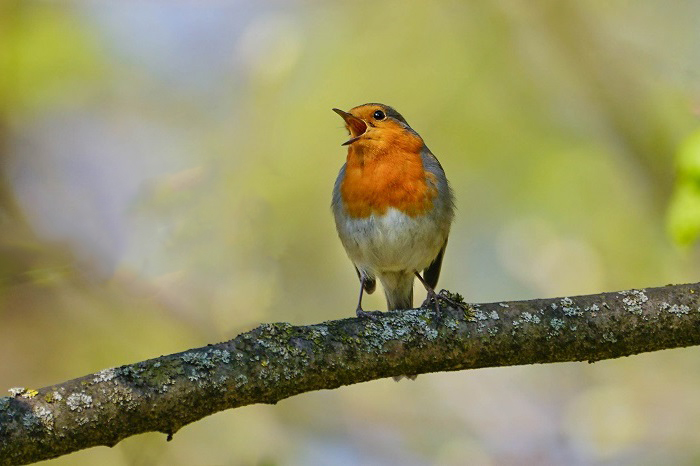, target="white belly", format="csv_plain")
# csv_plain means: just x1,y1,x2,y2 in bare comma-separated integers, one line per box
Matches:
335,207,447,274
